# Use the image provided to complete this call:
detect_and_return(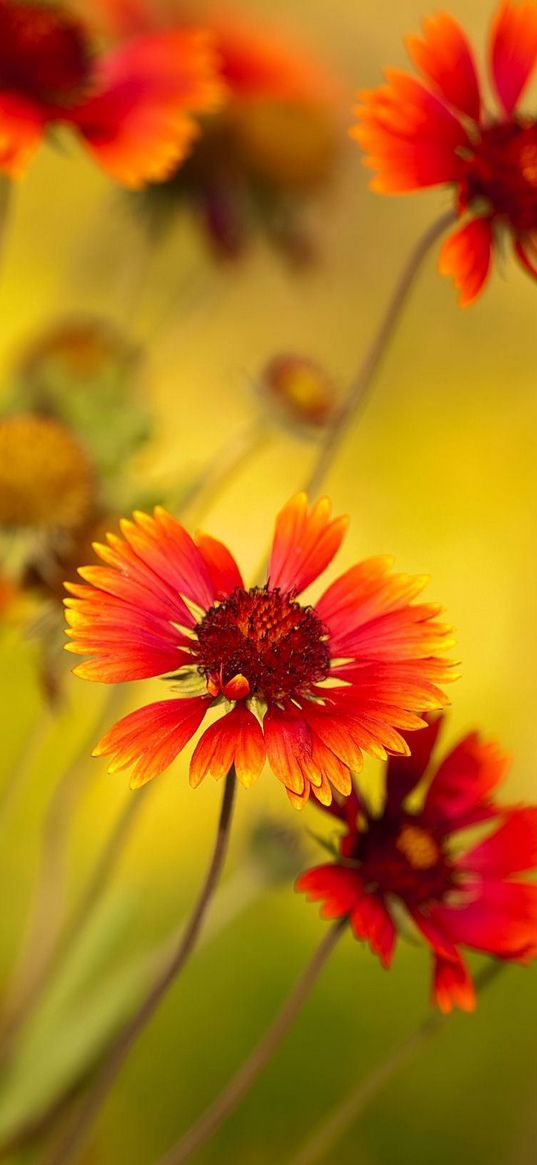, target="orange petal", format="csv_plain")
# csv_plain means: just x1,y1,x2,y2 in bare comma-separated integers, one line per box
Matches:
189,705,265,789
432,953,476,1013
71,29,223,188
268,493,348,596
195,530,244,596
351,70,470,193
438,218,493,305
490,0,537,114
93,696,209,788
0,94,45,177
406,13,481,121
